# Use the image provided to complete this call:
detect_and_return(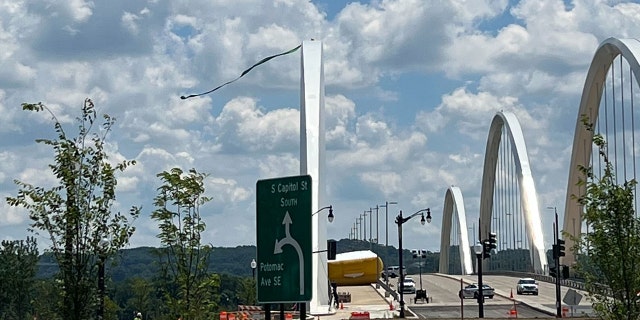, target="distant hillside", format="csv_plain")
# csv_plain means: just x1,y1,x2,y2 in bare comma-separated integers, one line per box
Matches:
36,239,440,281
